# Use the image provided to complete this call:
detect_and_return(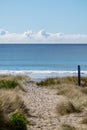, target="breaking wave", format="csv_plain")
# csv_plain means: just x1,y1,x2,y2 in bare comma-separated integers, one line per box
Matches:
0,70,87,80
